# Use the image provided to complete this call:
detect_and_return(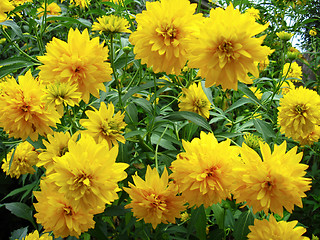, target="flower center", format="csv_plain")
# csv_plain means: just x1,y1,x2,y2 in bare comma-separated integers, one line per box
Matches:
63,205,75,216
194,99,208,109
149,193,166,211
261,177,274,191
21,104,30,112
59,146,68,157
156,24,178,46
73,173,92,190
295,104,307,115
218,40,235,60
